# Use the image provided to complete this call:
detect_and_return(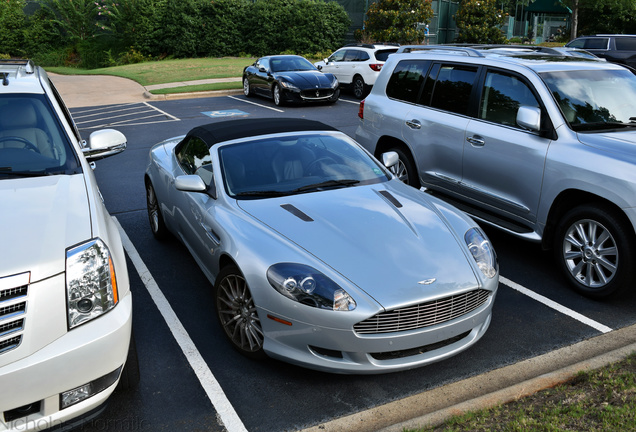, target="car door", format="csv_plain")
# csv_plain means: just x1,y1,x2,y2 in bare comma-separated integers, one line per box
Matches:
173,135,222,280
320,49,347,83
251,58,271,96
401,61,478,194
461,69,552,225
343,49,369,84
